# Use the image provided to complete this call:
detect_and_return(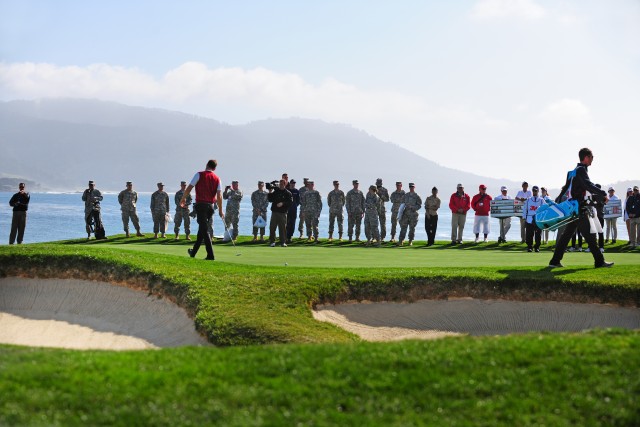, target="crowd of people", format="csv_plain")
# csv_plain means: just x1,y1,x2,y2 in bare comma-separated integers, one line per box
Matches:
7,150,640,267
